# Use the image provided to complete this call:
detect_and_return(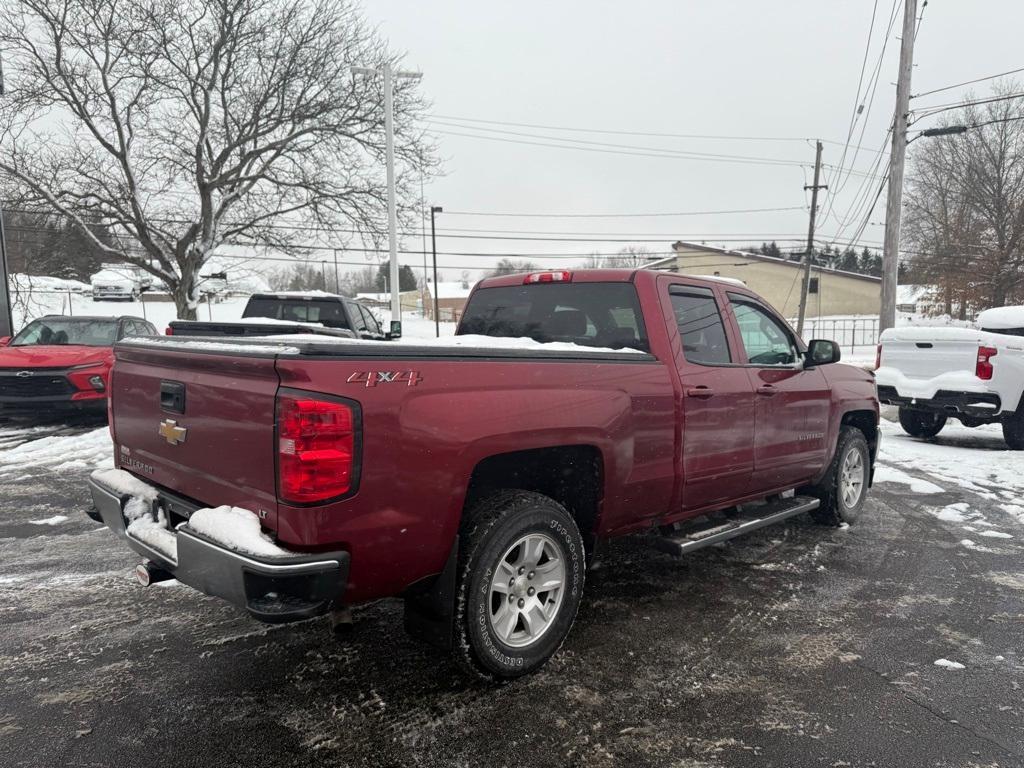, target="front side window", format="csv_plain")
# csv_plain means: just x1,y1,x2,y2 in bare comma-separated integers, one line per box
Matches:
728,295,800,366
348,303,369,333
11,318,119,347
669,286,731,365
358,305,381,335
